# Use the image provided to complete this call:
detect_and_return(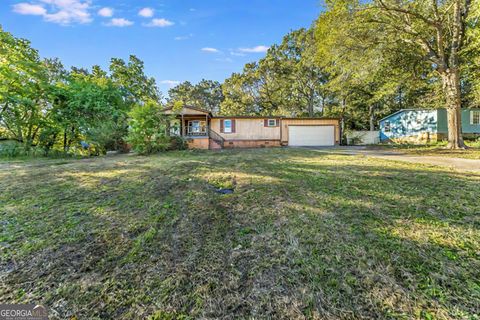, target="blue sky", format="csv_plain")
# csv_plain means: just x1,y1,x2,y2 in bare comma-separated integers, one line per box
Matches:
1,0,323,95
